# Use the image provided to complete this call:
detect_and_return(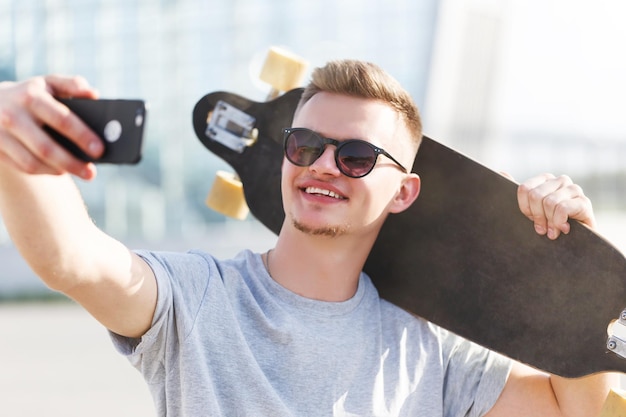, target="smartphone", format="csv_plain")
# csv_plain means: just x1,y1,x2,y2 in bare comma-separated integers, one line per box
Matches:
45,98,147,164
